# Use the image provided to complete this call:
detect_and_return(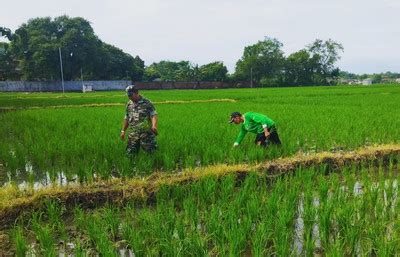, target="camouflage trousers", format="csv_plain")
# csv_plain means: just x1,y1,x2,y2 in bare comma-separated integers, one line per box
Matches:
126,130,157,155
